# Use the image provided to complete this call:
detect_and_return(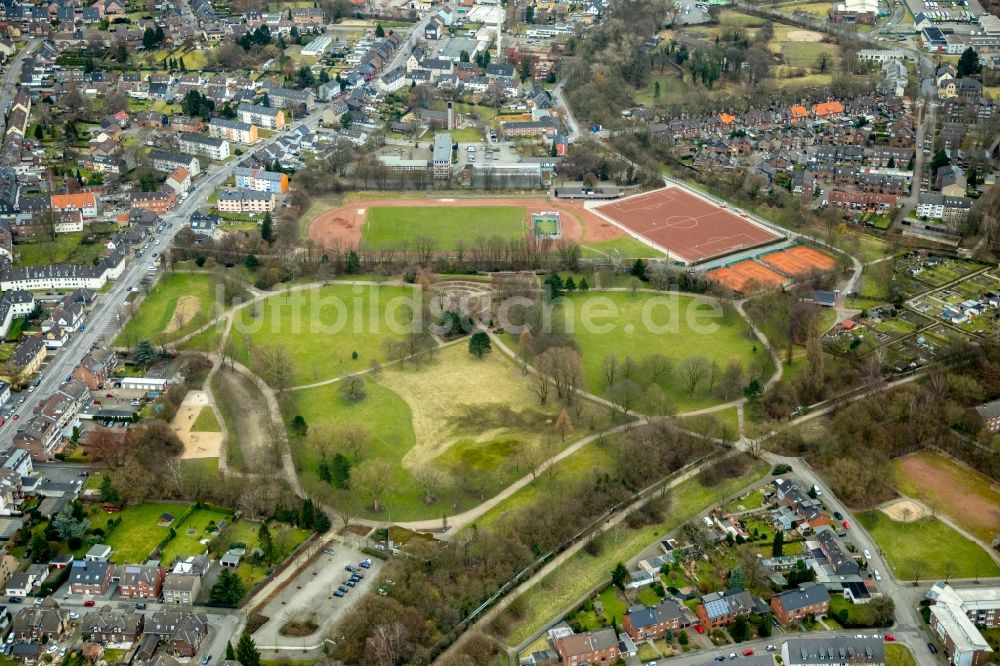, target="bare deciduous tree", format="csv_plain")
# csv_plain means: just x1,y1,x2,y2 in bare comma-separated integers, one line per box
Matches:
679,355,712,396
